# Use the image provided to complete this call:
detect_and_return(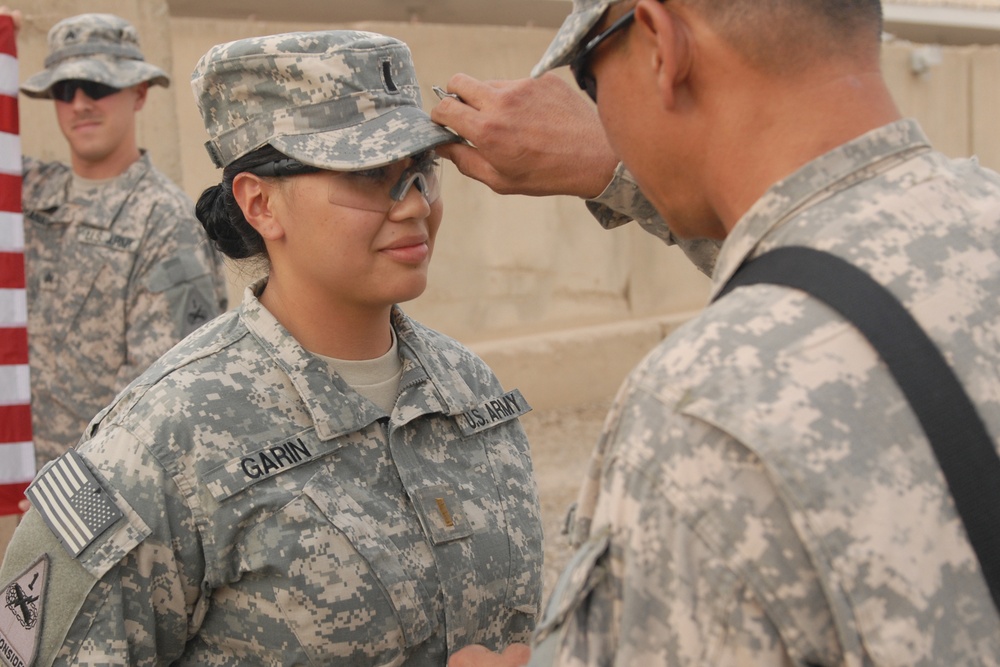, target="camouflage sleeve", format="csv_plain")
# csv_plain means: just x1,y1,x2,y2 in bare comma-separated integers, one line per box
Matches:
529,387,838,666
585,163,720,277
0,425,203,667
118,199,227,389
